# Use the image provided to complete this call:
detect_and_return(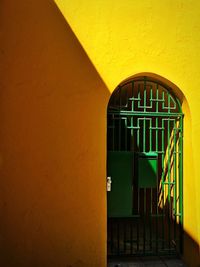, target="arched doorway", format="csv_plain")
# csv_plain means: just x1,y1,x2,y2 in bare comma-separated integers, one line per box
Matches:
107,76,183,257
